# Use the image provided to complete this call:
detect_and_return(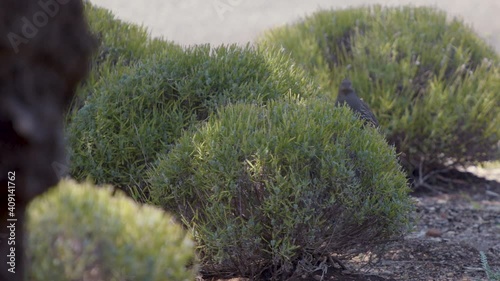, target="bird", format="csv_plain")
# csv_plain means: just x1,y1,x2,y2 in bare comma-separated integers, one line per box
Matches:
335,78,379,127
